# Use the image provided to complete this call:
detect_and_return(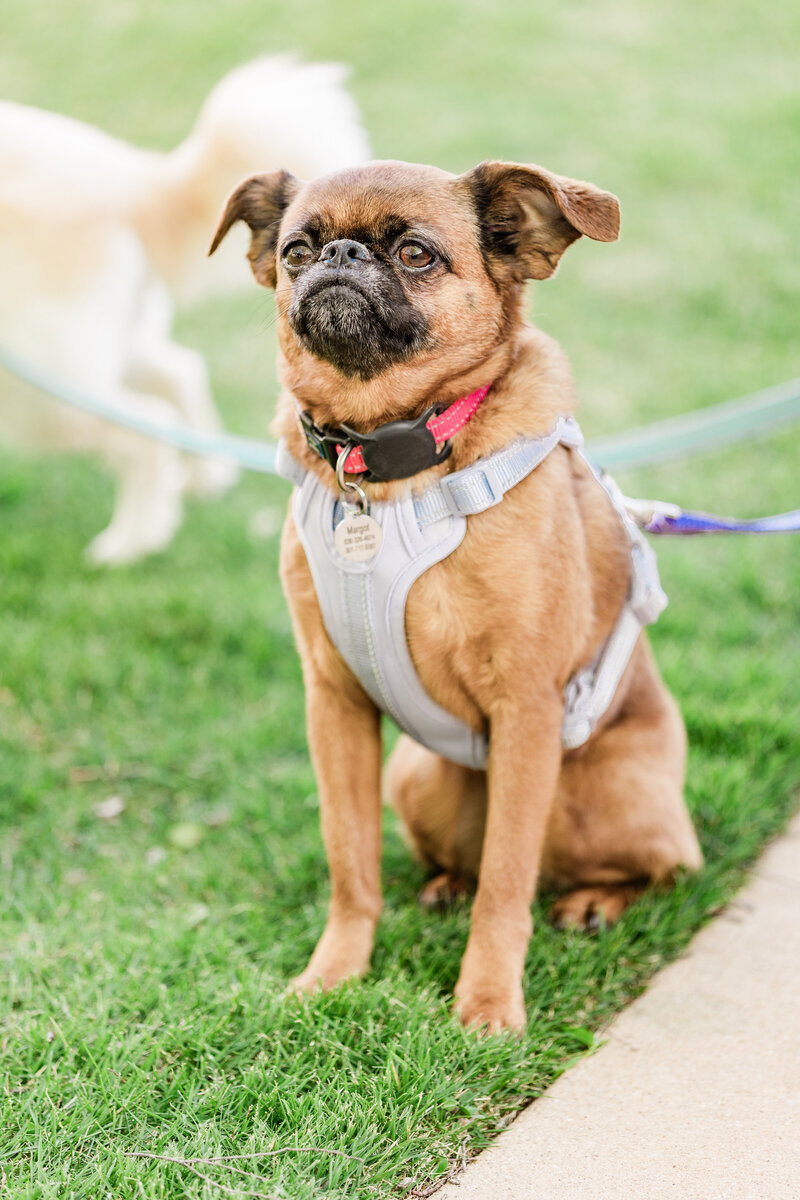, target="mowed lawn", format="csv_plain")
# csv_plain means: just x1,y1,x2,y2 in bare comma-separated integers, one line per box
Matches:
2,2,800,1197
